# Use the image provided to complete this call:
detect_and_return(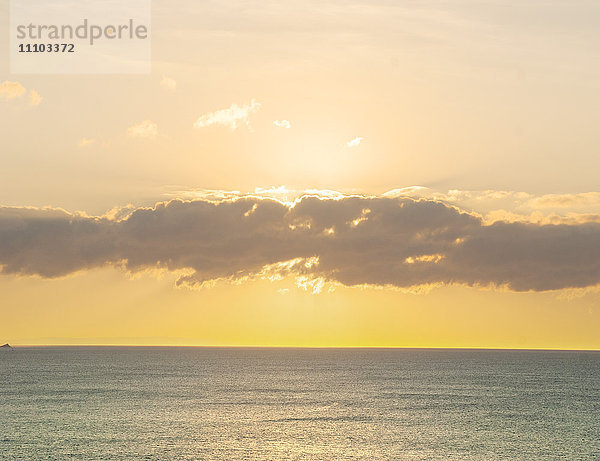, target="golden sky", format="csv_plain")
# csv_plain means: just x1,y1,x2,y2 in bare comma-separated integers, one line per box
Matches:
0,0,599,348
